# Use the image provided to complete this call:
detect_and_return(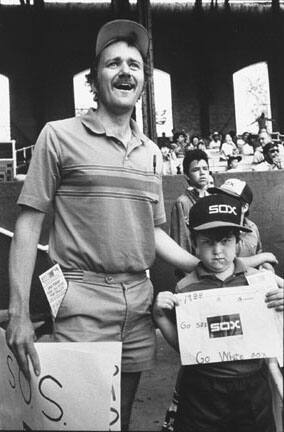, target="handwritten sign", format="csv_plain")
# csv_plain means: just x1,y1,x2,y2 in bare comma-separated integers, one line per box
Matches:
0,329,121,430
176,284,283,367
39,264,68,318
